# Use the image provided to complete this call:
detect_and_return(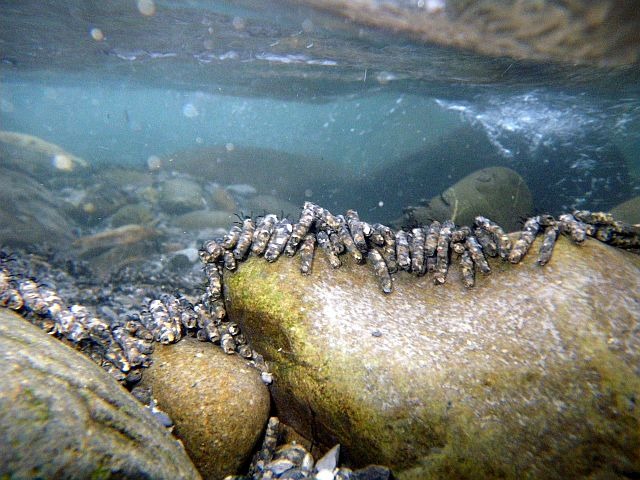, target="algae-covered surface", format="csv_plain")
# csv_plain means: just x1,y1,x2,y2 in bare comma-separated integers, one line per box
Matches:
225,237,640,479
0,309,201,479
